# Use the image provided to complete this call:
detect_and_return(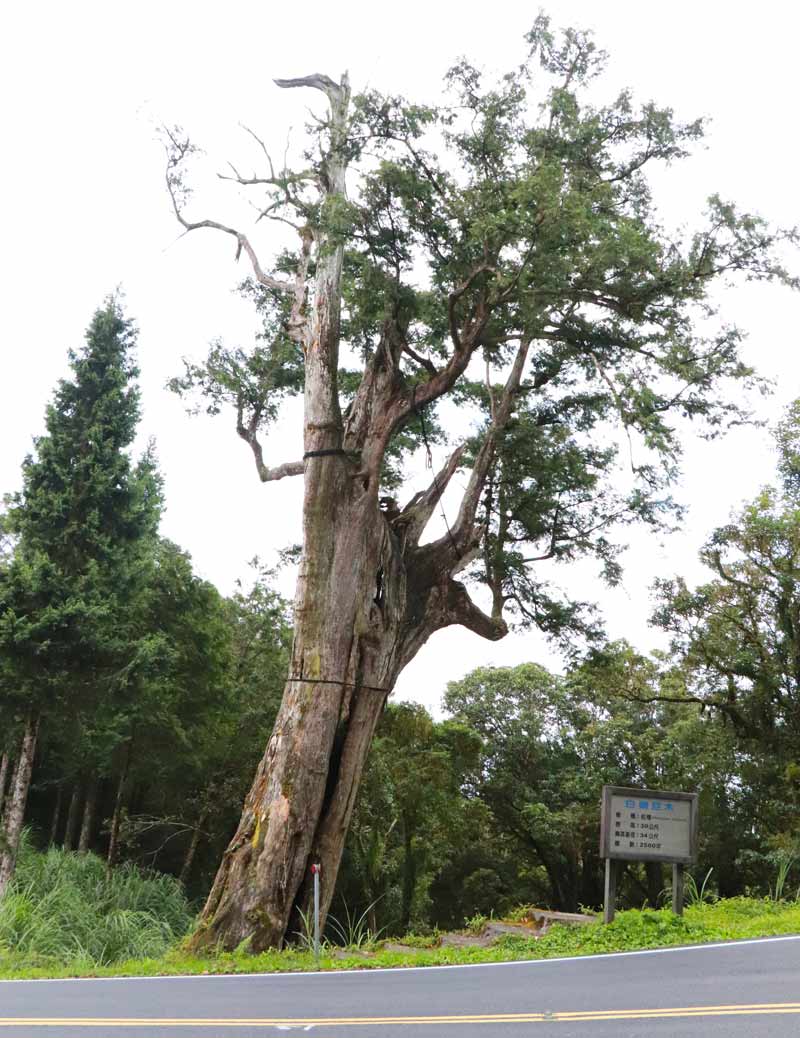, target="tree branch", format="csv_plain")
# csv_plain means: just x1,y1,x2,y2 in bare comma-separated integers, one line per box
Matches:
163,128,293,296
443,579,508,641
396,445,466,546
402,342,438,376
235,402,303,483
274,74,345,103
619,689,754,735
432,338,532,564
448,265,494,351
